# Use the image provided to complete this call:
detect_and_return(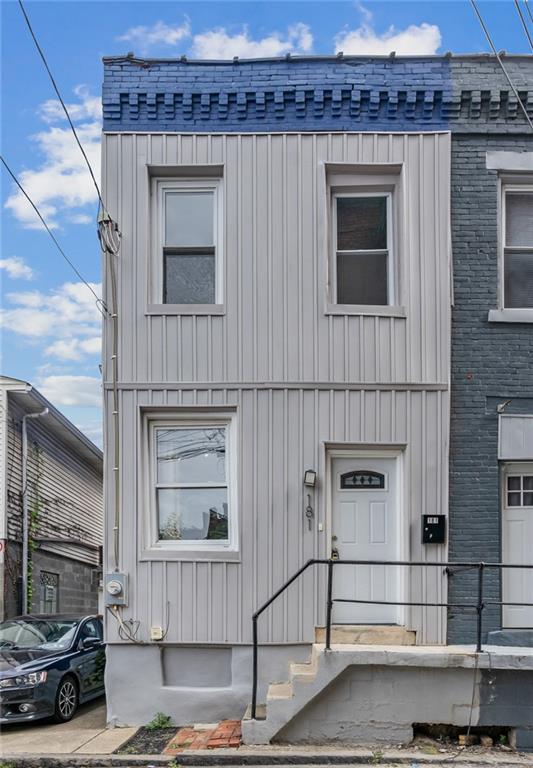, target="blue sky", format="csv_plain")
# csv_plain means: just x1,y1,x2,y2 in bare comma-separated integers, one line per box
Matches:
1,0,531,445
